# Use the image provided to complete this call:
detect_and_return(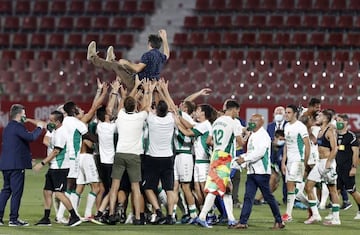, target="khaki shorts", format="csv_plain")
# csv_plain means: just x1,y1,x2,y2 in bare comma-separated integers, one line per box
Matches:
112,153,141,182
